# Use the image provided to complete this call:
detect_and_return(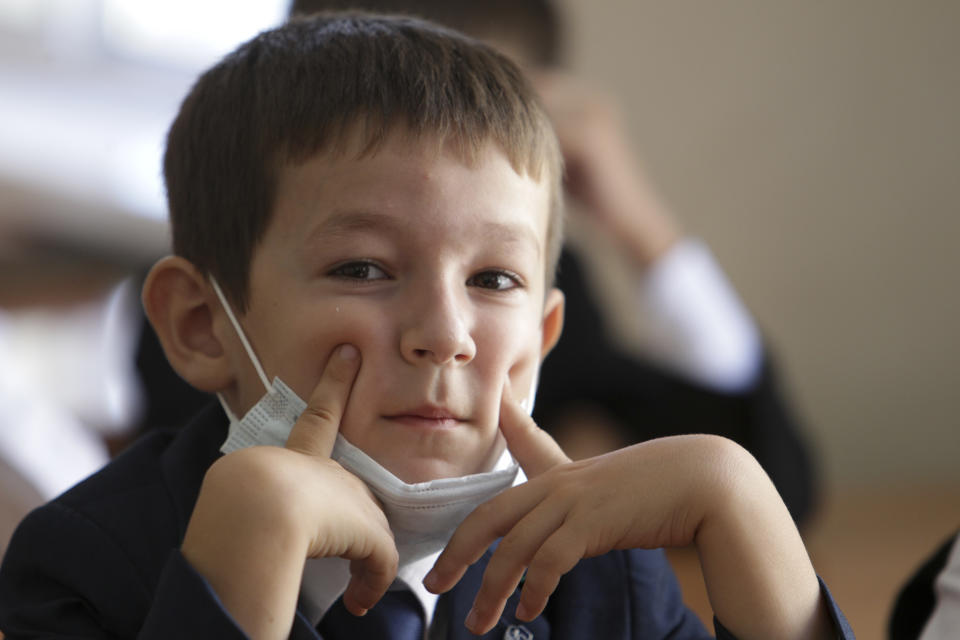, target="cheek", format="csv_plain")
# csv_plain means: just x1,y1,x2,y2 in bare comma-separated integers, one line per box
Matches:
476,314,543,398
271,300,393,399
505,358,541,411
